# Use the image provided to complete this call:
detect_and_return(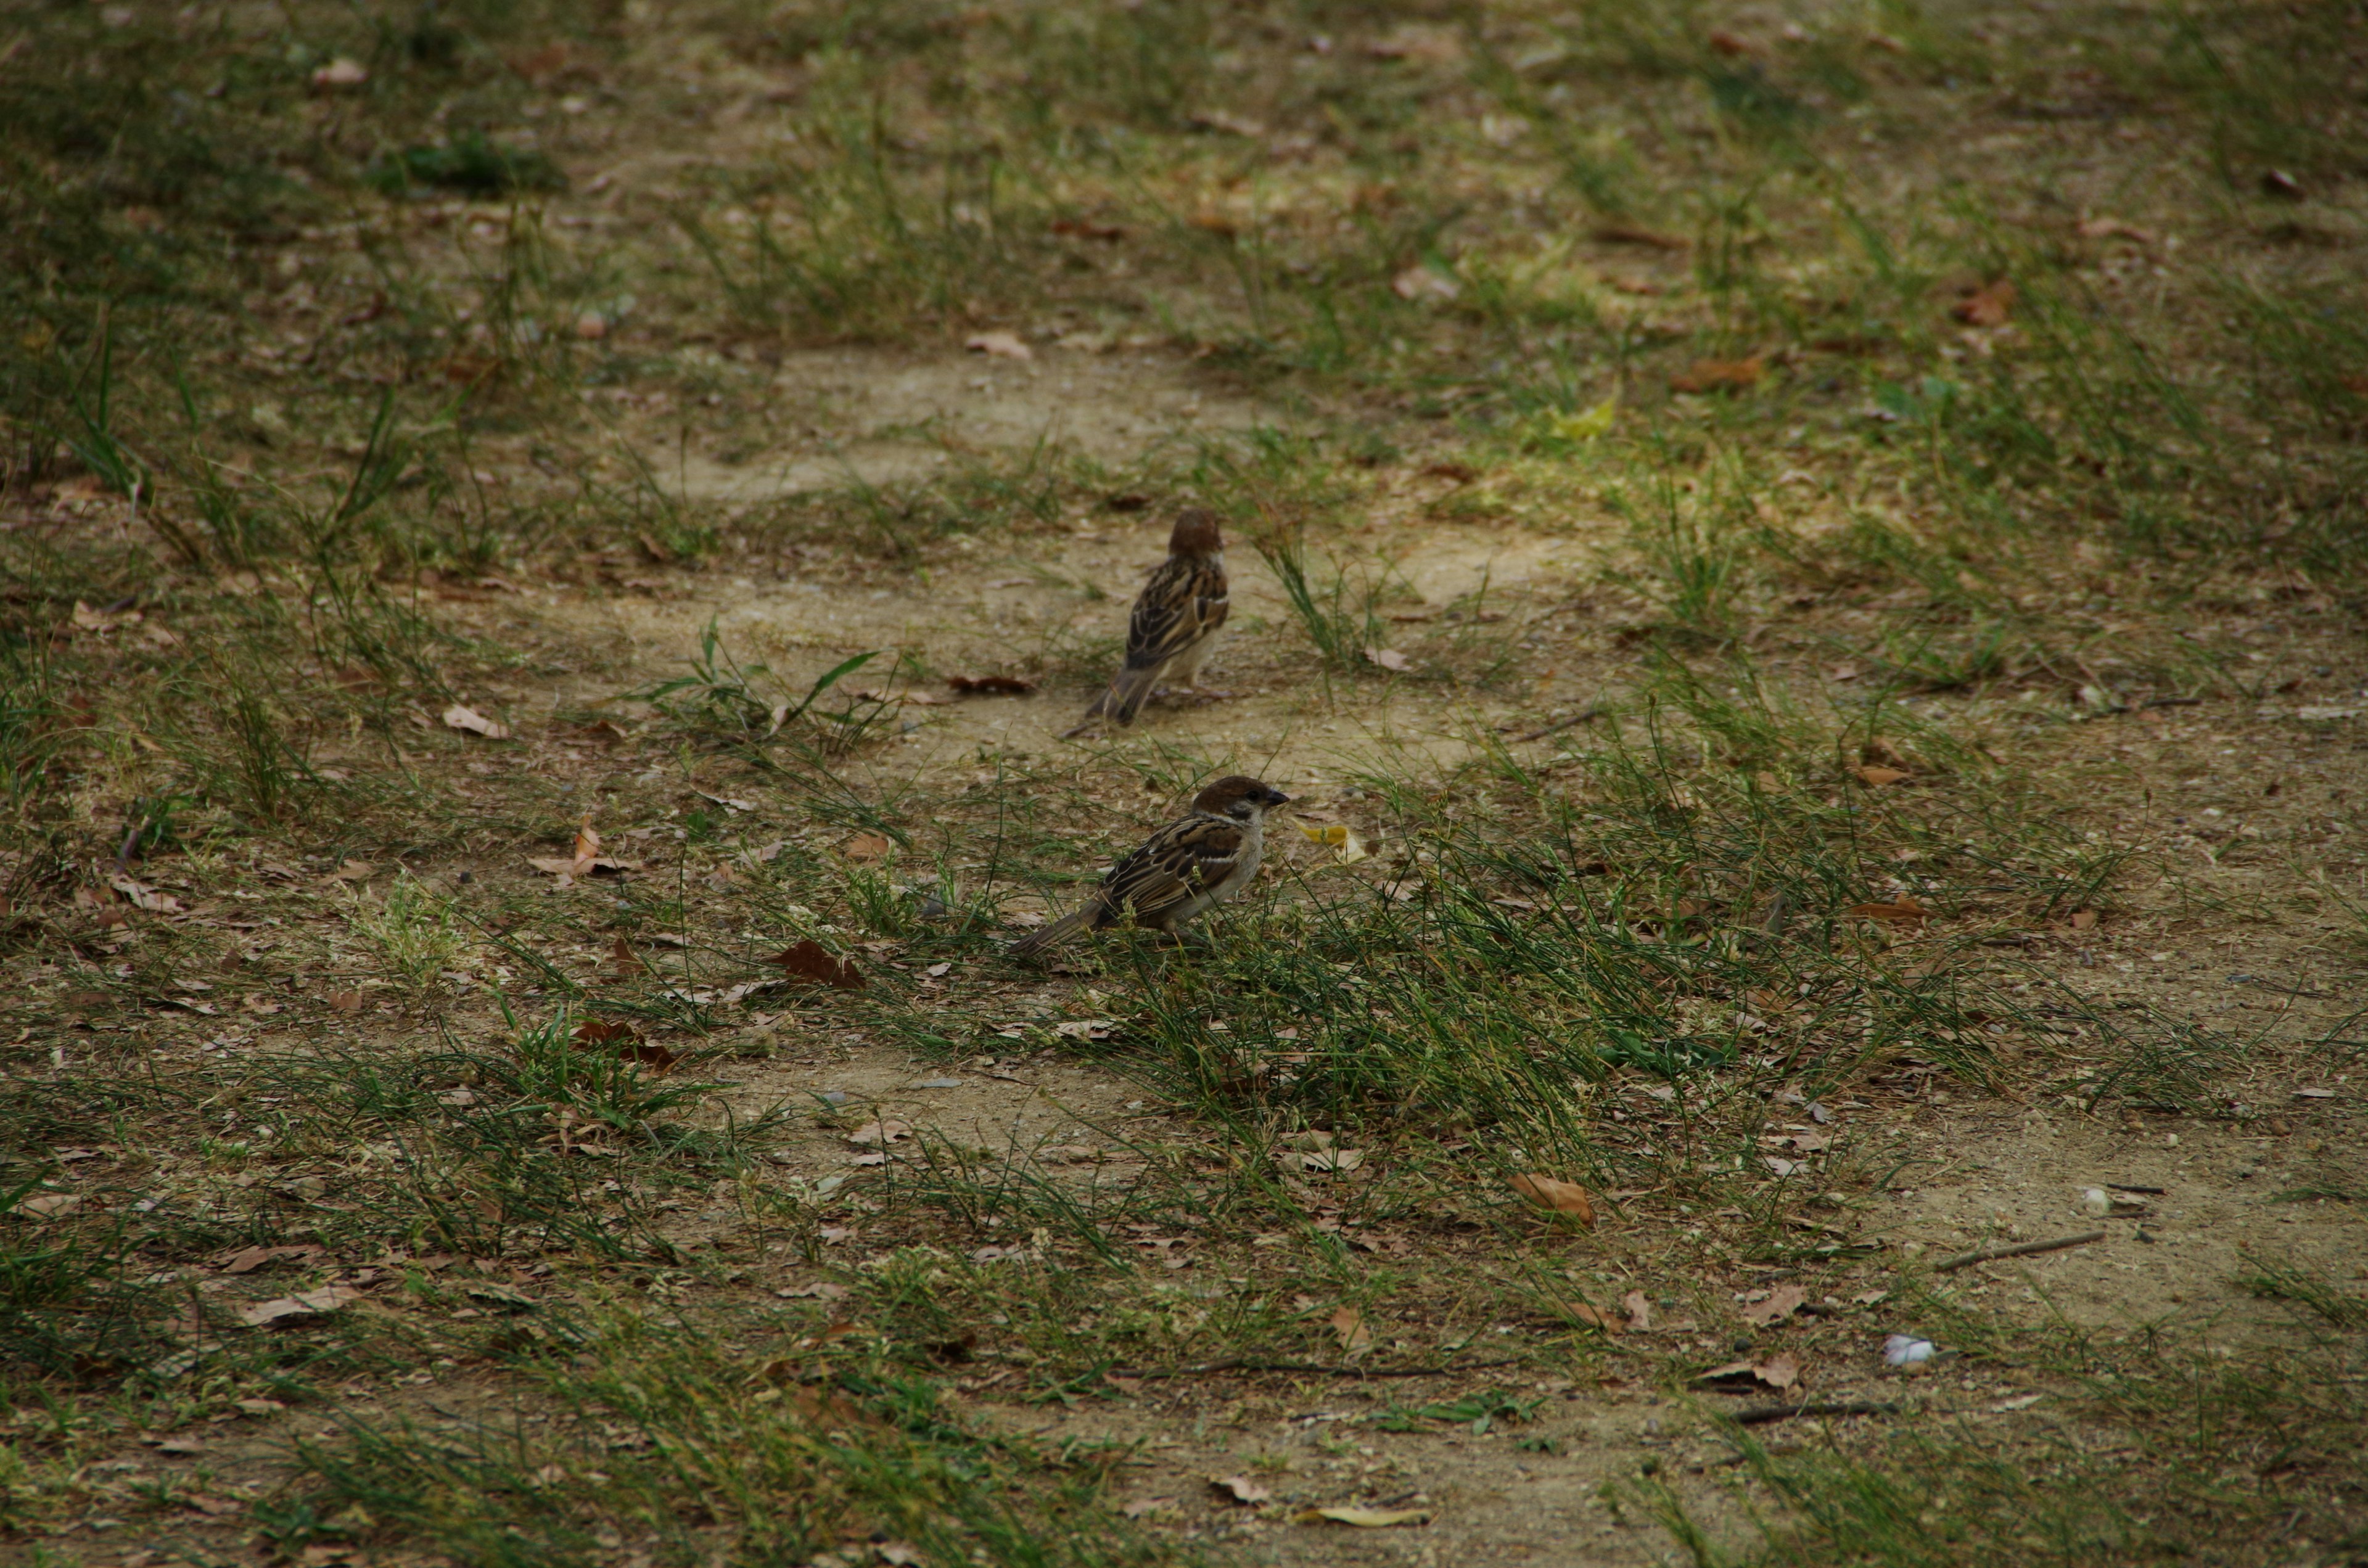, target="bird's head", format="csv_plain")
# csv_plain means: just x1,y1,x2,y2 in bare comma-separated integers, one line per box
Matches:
1168,508,1223,557
1192,774,1289,820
